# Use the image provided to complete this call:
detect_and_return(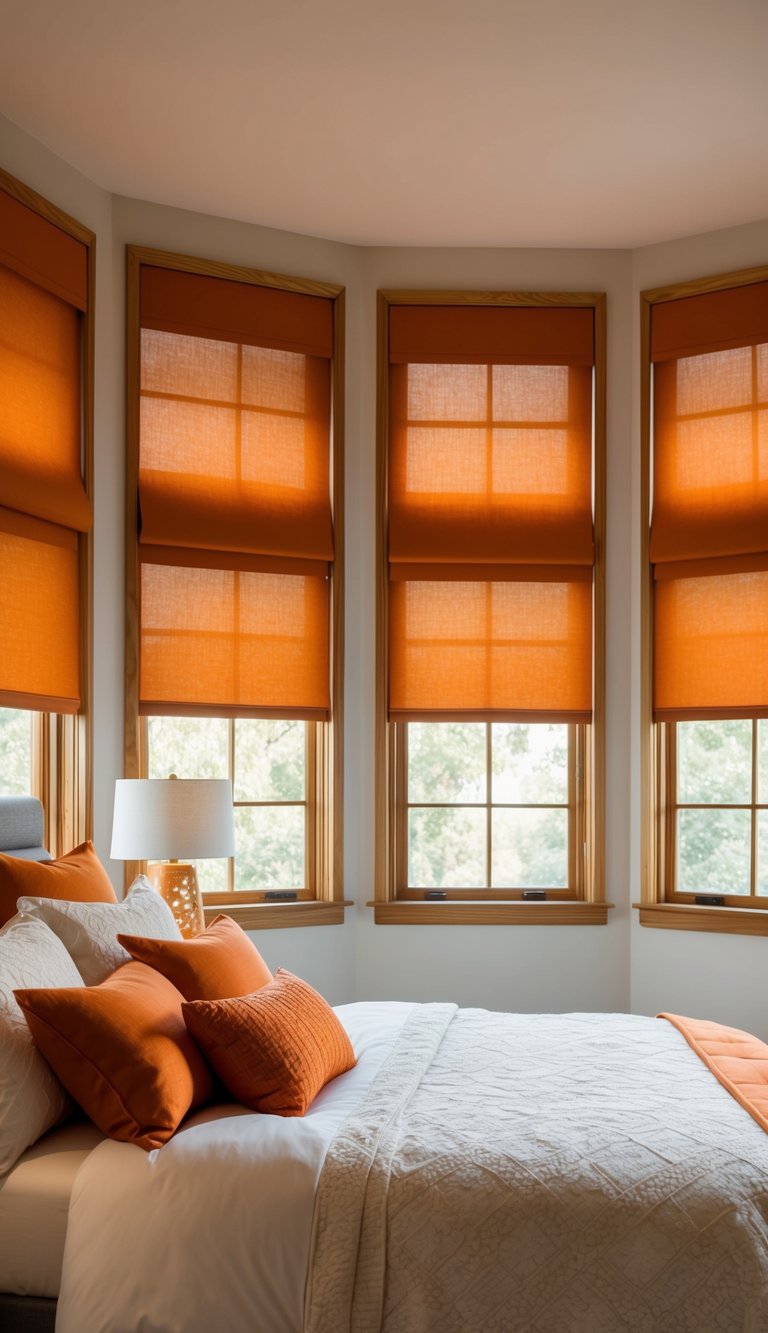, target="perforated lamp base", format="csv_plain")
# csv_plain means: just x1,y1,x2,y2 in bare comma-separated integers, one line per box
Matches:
147,861,205,938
